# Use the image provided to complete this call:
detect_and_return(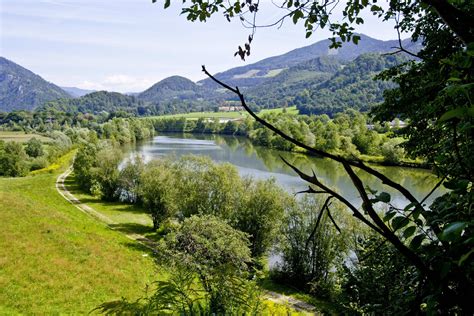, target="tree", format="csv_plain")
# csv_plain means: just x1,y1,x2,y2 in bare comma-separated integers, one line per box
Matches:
0,141,29,177
25,137,43,158
96,215,262,315
232,177,289,259
156,215,258,314
156,0,473,312
274,196,352,299
140,159,179,229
